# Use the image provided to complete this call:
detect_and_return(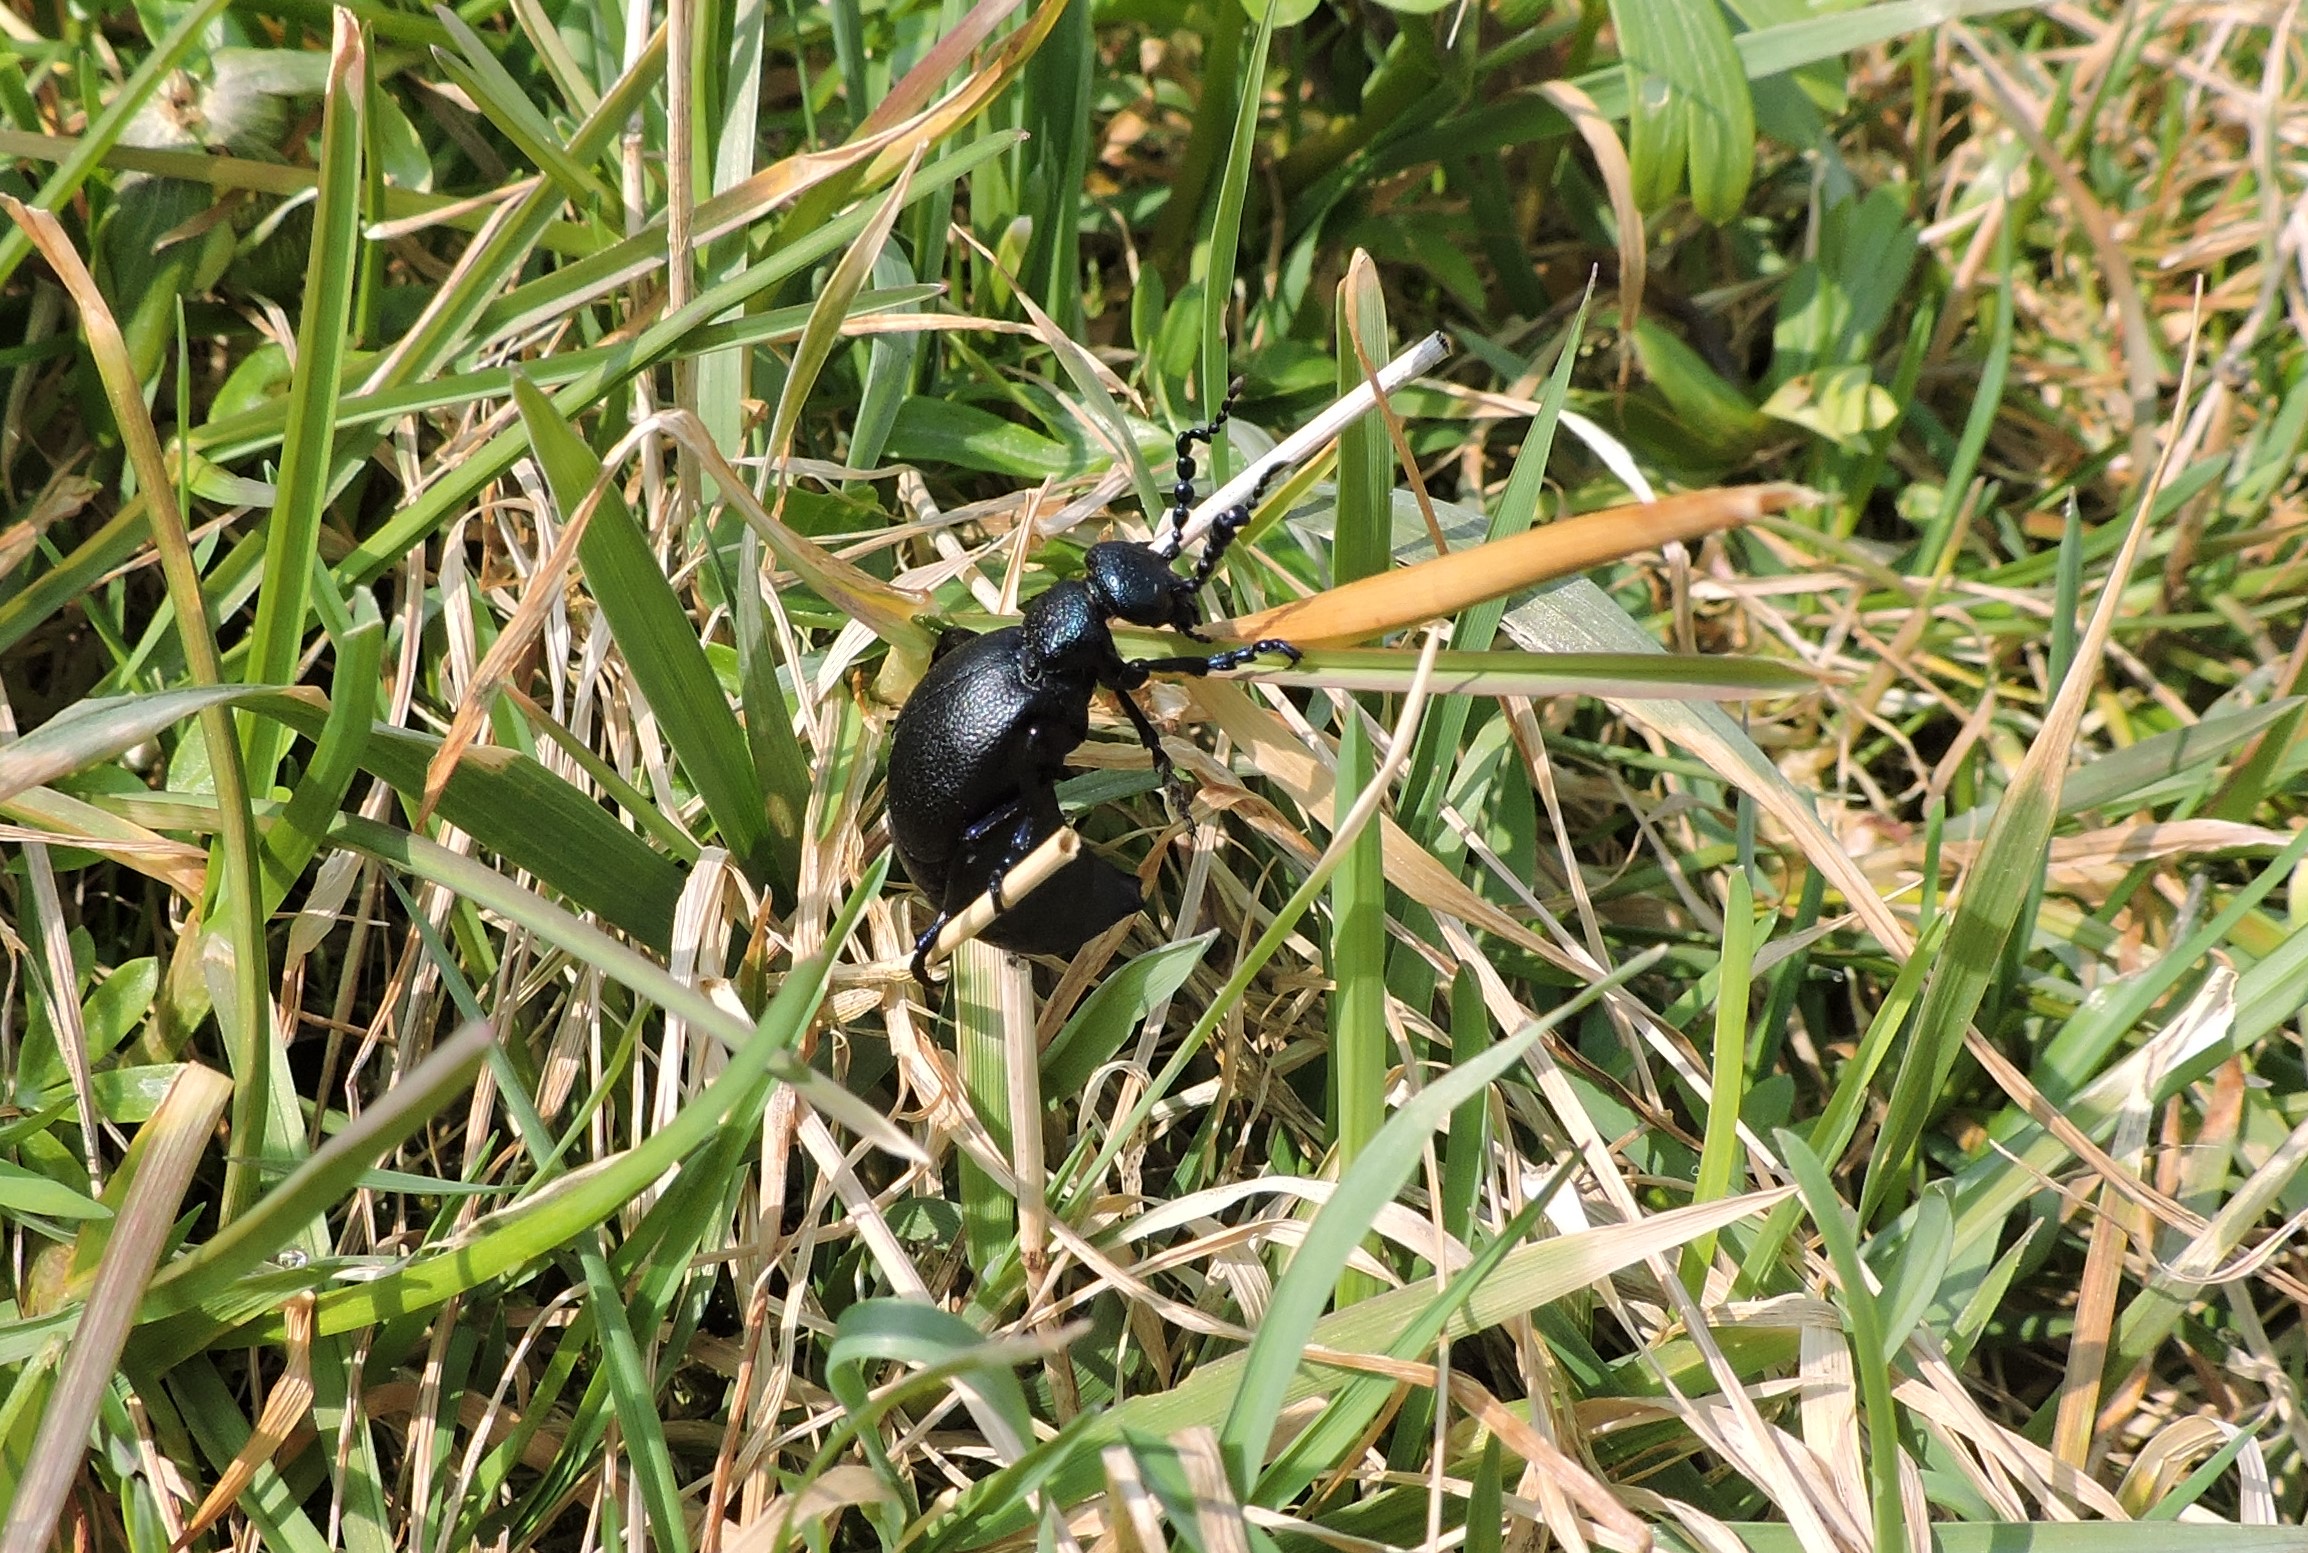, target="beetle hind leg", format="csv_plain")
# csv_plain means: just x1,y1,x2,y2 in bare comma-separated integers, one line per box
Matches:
910,913,951,985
